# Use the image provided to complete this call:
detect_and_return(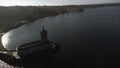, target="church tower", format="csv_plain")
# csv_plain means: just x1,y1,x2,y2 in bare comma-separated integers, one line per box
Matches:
40,25,49,44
